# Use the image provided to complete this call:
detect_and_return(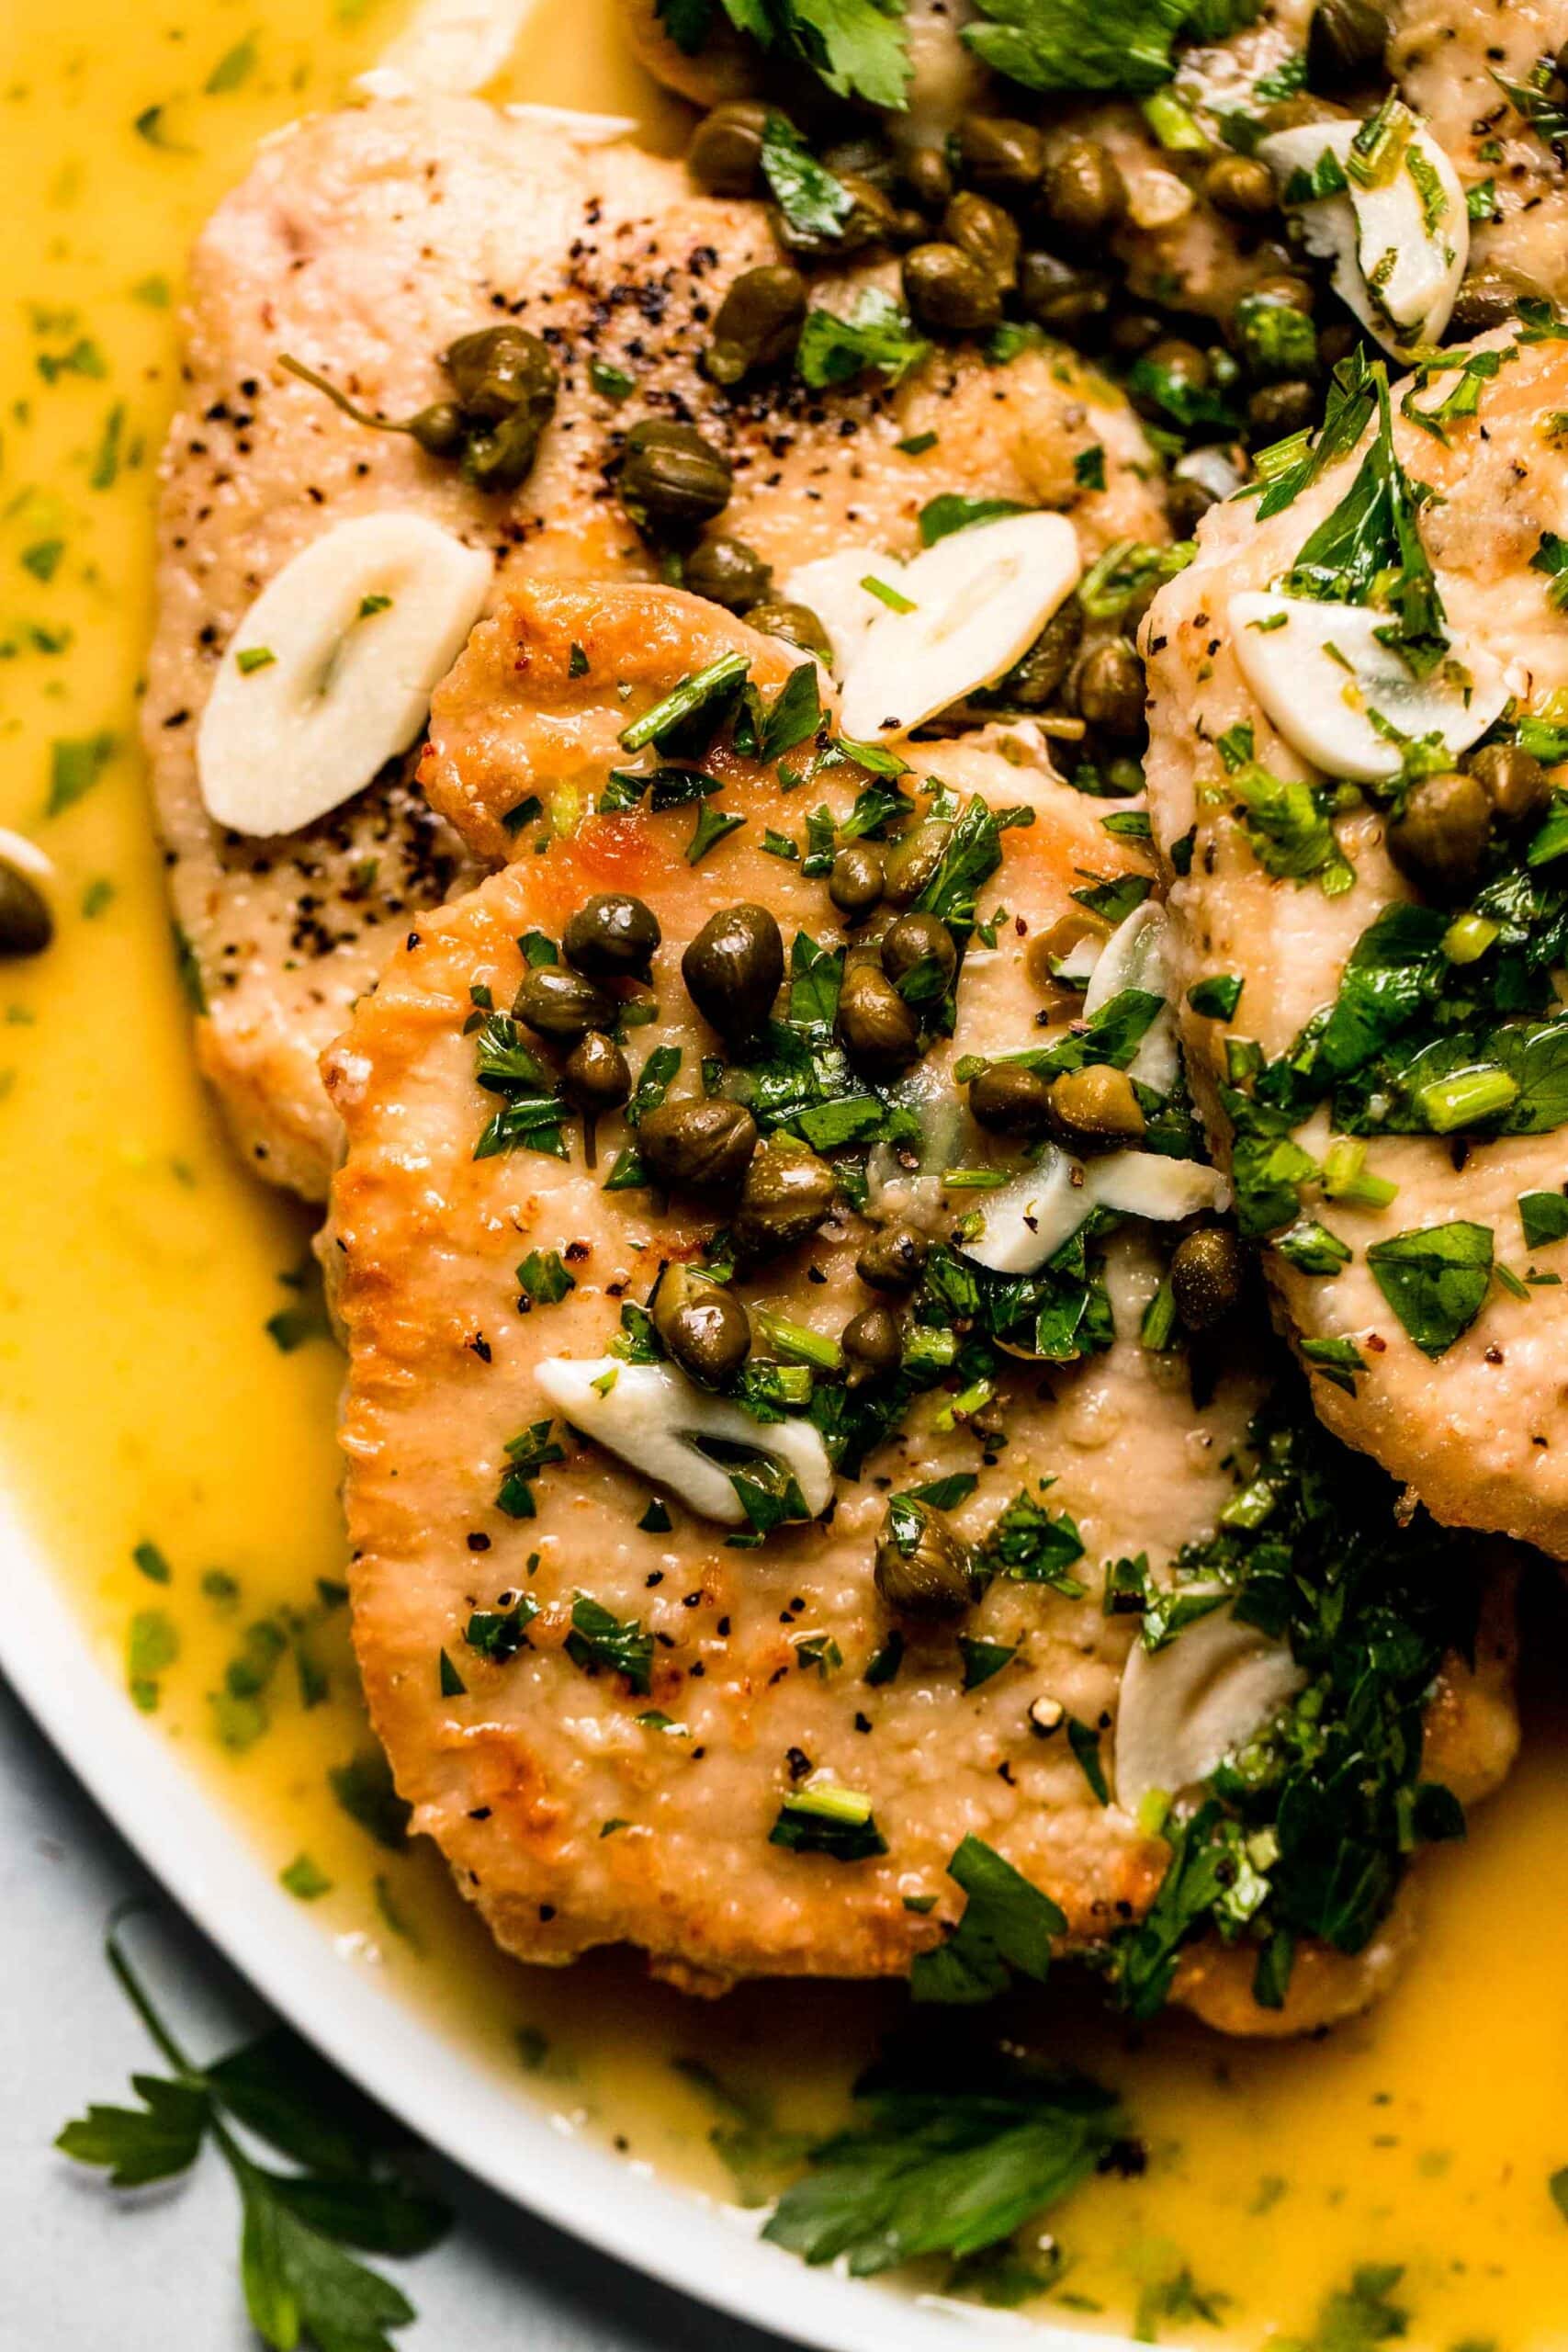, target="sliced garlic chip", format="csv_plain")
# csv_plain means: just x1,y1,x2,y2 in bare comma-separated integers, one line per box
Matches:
0,828,53,881
1229,590,1508,785
776,548,907,680
1258,113,1467,357
501,105,638,144
837,514,1081,741
961,1147,1230,1276
1115,1605,1307,1814
197,514,493,838
1081,902,1178,1095
355,0,531,97
534,1357,834,1529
